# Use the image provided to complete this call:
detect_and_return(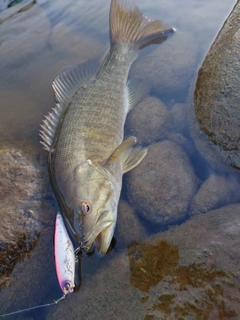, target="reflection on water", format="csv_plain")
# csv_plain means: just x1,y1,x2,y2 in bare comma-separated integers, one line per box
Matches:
0,0,239,318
